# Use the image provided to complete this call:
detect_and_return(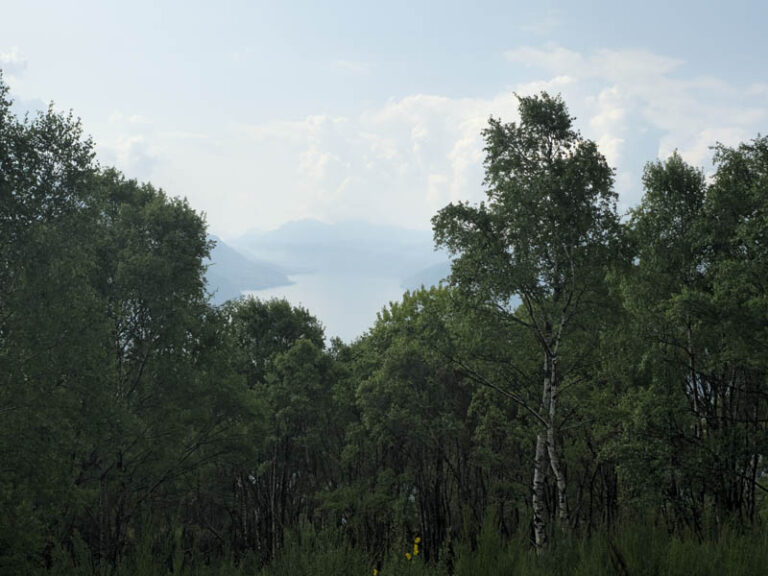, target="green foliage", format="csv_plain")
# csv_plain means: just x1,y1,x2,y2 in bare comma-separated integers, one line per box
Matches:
0,73,251,571
2,73,768,574
433,93,619,314
433,92,625,549
617,143,768,528
255,523,369,576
